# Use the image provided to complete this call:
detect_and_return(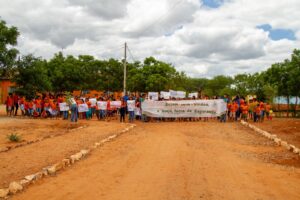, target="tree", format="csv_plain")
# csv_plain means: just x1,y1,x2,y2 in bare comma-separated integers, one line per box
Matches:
287,49,300,116
206,75,233,96
13,55,51,99
0,20,20,78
